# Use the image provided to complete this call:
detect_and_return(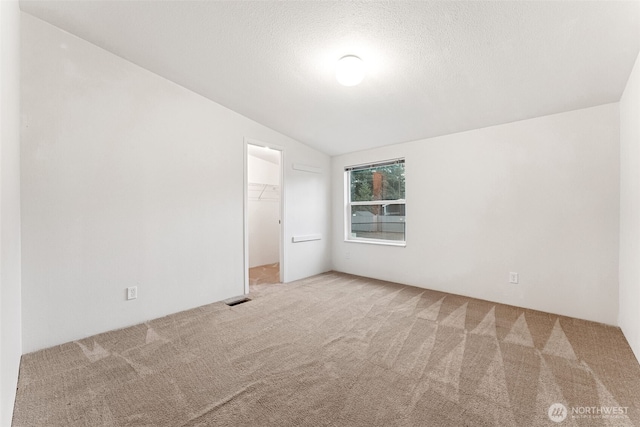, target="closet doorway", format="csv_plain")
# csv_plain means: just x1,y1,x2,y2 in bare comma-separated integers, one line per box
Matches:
245,142,283,293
